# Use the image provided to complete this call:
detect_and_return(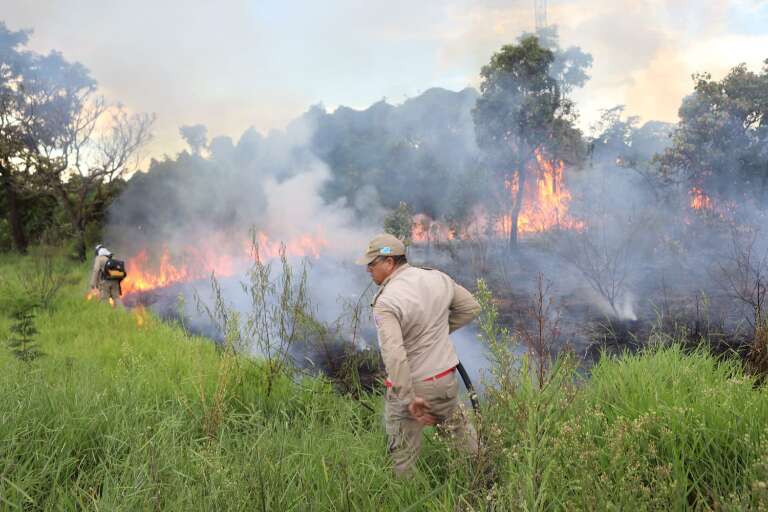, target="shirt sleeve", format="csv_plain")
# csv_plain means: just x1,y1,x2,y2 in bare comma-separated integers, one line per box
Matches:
373,303,416,403
448,281,481,333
